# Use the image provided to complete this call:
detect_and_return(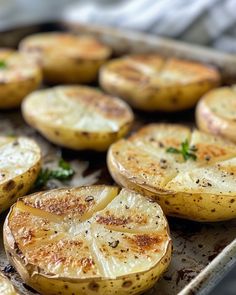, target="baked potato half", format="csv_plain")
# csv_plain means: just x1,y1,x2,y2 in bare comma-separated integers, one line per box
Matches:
22,85,134,151
99,54,220,111
0,49,42,109
0,271,19,295
0,136,41,213
196,85,236,143
19,32,111,84
108,124,236,221
4,185,171,295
